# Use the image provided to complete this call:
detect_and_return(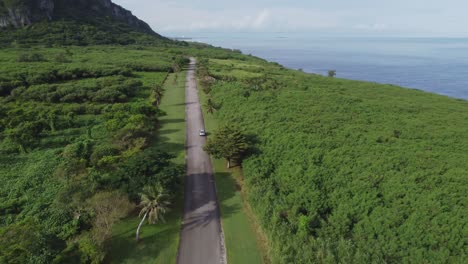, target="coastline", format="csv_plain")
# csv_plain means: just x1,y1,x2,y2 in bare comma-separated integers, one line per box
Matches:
173,34,468,100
